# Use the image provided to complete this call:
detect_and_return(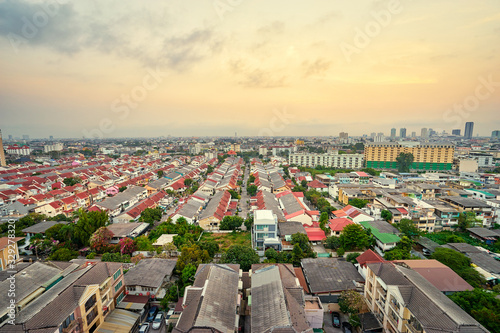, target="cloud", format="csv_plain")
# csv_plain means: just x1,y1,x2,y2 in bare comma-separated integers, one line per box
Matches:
229,59,286,88
0,1,222,71
161,28,223,71
302,58,331,78
257,21,285,35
